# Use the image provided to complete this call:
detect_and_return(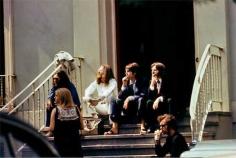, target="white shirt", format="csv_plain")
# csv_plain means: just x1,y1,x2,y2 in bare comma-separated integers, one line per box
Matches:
83,78,118,115
83,78,118,103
